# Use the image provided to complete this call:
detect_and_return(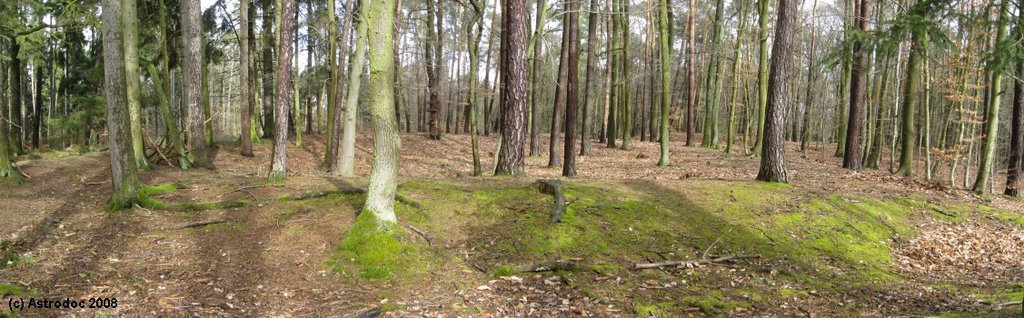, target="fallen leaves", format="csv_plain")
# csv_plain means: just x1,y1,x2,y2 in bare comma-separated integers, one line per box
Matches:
894,221,1024,282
